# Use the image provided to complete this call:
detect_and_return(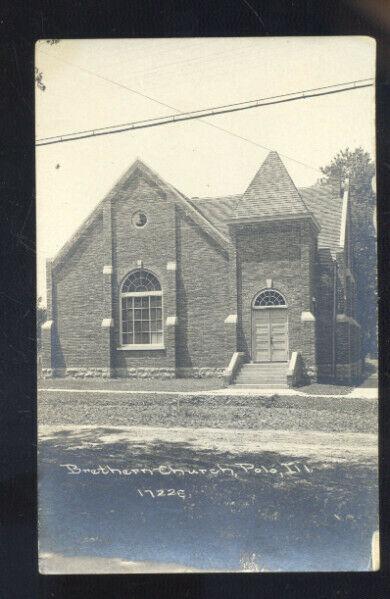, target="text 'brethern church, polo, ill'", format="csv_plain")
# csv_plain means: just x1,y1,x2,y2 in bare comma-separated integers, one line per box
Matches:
41,151,361,387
